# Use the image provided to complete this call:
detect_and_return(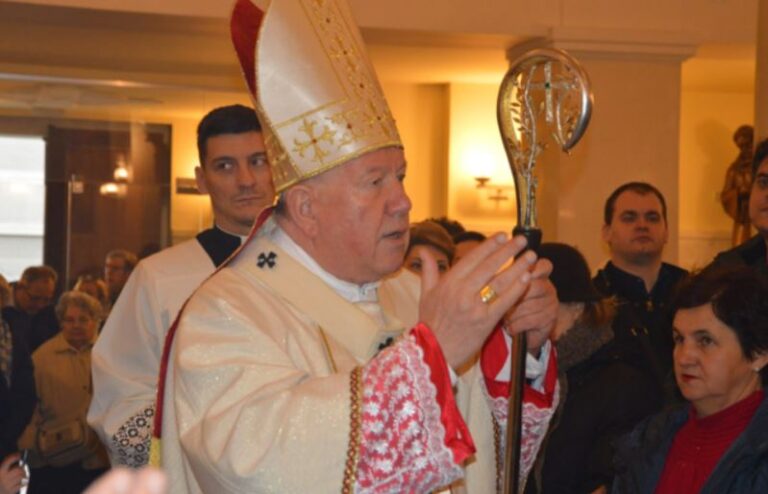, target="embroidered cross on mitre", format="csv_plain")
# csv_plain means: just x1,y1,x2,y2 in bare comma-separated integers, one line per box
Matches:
257,251,277,269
